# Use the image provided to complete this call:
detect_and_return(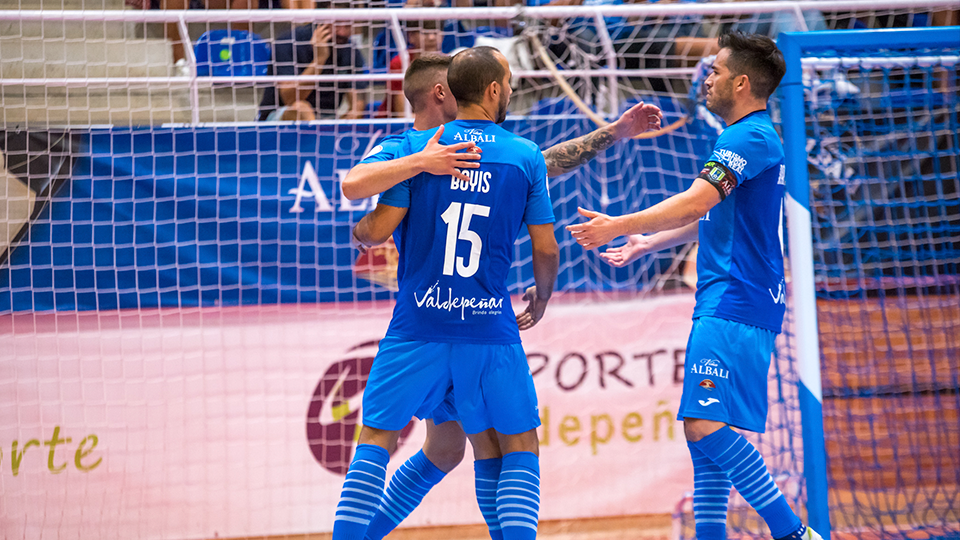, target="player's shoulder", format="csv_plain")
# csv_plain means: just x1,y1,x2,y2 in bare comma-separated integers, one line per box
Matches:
490,123,539,151
403,126,441,152
718,111,782,156
723,111,778,141
486,124,543,169
360,131,408,161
